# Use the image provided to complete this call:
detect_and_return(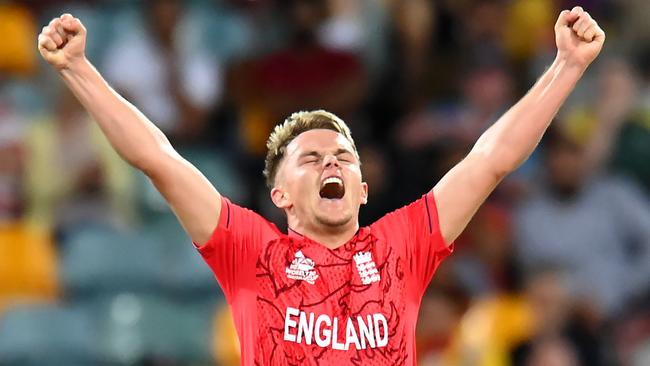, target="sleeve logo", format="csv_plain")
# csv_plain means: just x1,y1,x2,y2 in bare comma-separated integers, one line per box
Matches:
286,250,319,284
